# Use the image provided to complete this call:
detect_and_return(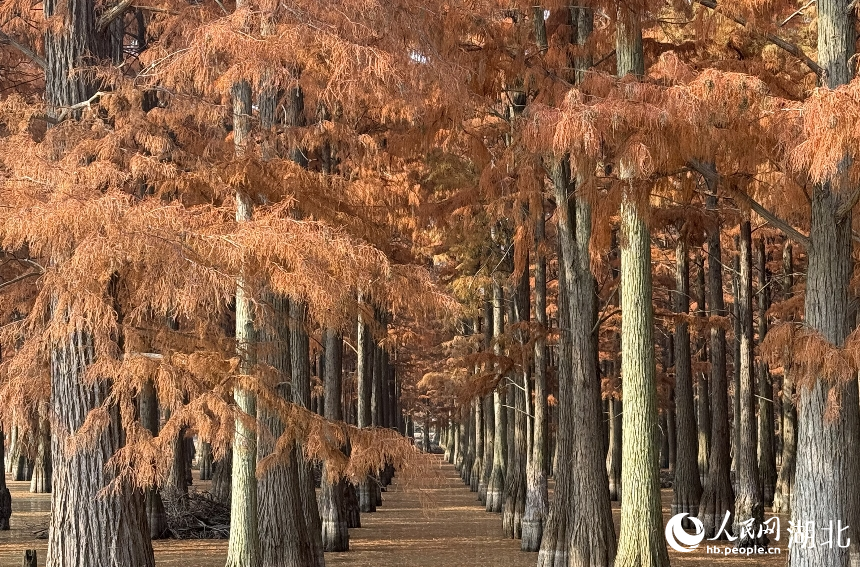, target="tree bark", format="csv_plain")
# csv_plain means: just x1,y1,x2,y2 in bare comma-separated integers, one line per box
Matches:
224,77,260,567
672,232,703,521
289,300,325,567
523,195,549,551
0,425,11,530
140,380,167,539
319,328,349,552
732,219,766,546
792,3,860,557
772,241,795,513
697,189,735,539
486,276,507,513
694,252,711,484
29,412,52,494
756,238,776,507
44,2,153,564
